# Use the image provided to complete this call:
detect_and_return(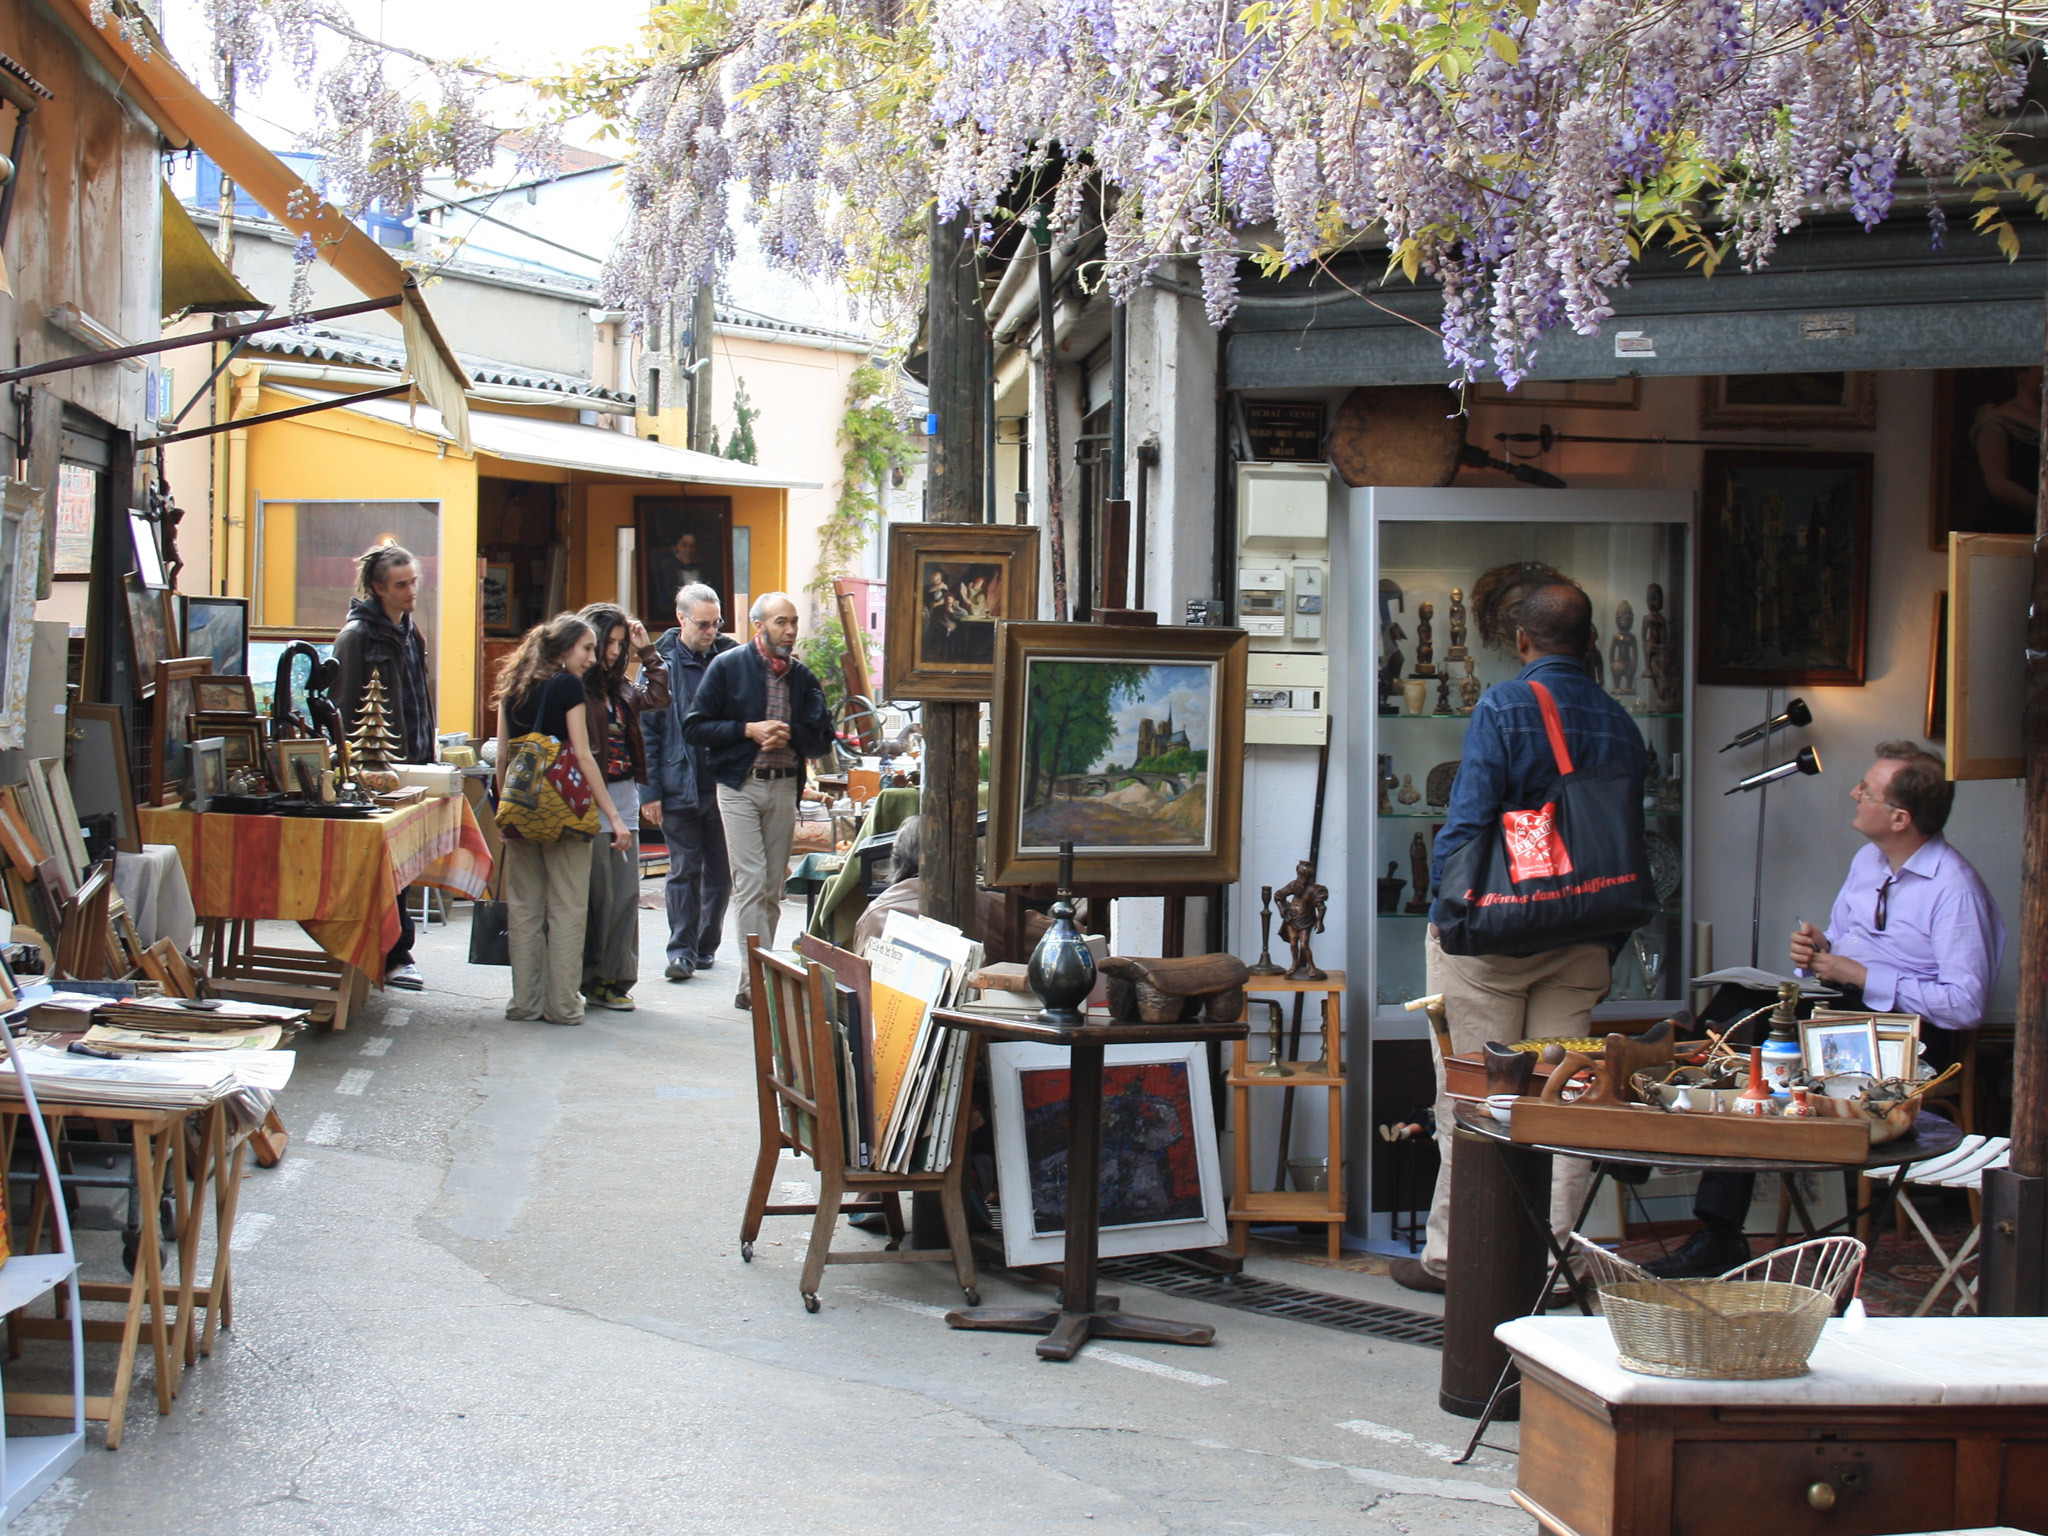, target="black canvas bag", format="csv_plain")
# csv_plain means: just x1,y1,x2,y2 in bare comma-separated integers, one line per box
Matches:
468,899,511,966
1434,680,1659,957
